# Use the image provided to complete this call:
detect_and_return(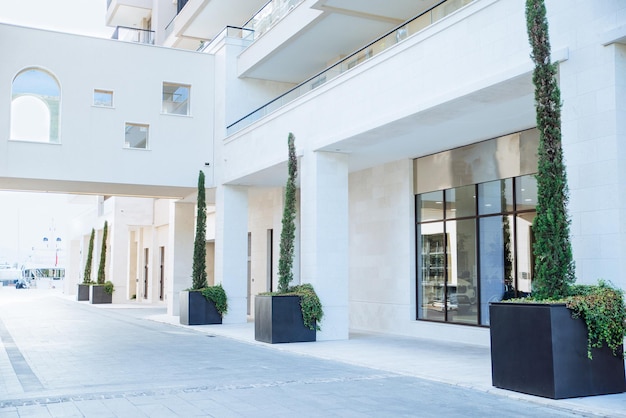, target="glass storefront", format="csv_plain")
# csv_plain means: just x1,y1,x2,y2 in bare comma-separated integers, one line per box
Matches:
414,129,539,326
417,175,536,326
